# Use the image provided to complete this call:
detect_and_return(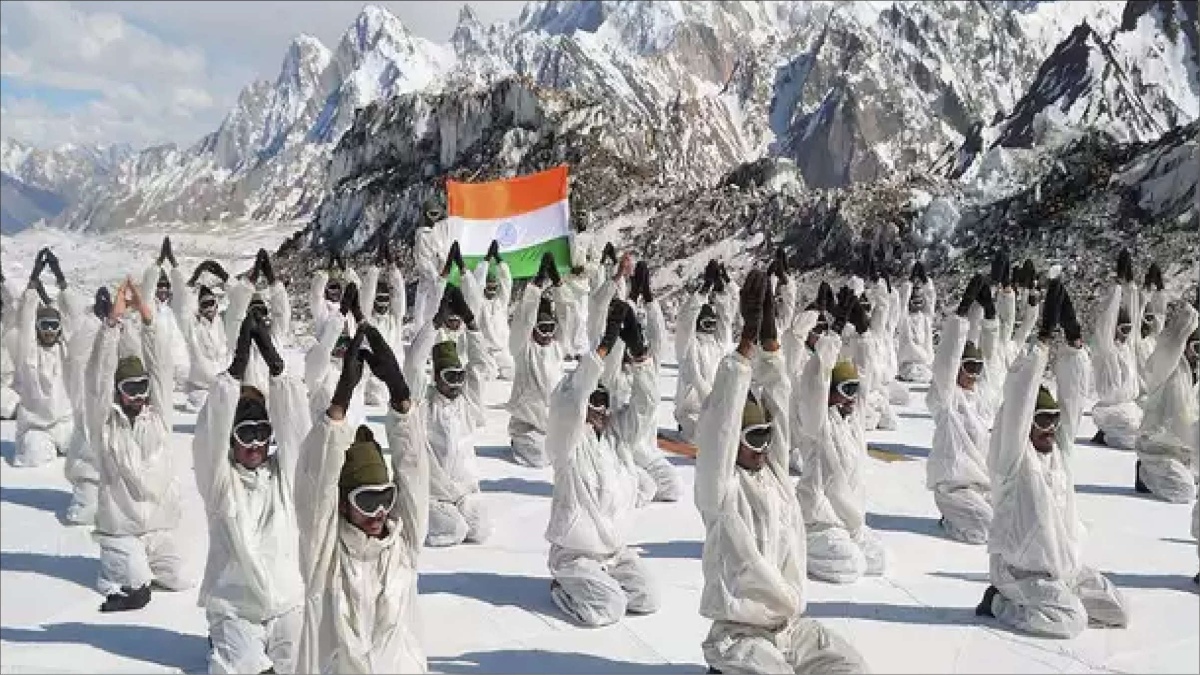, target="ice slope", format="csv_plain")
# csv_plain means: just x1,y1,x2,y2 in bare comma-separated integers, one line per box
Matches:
1,230,1197,674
